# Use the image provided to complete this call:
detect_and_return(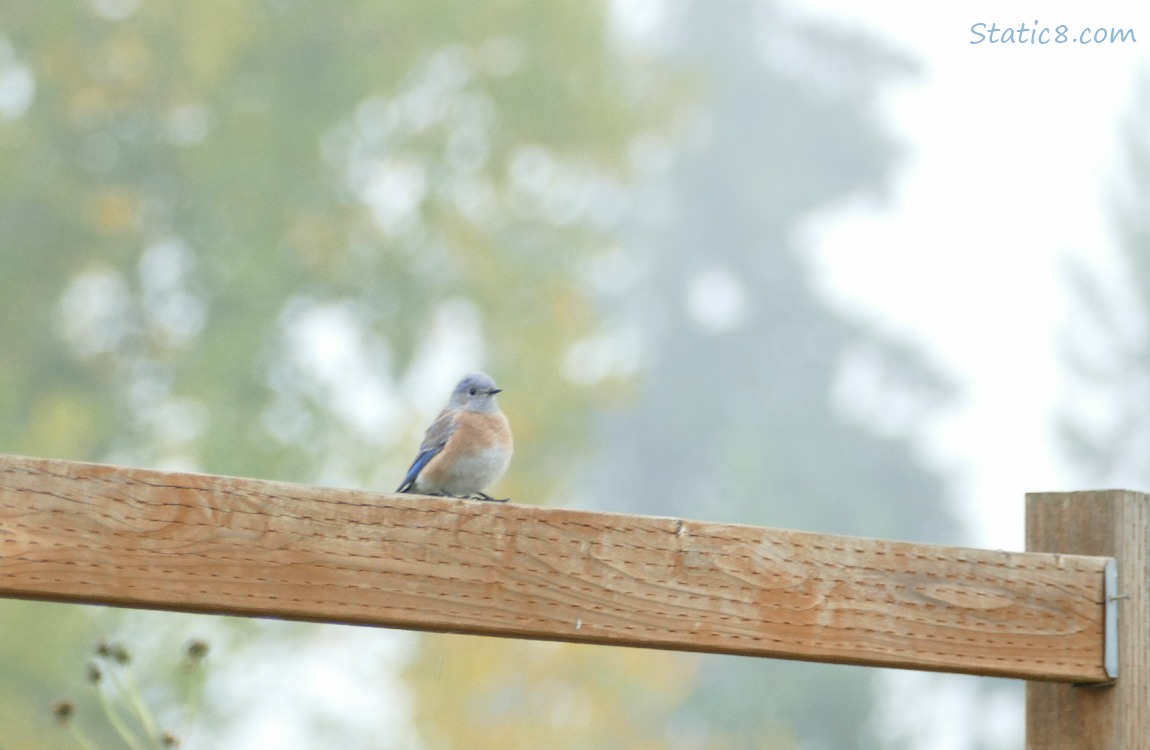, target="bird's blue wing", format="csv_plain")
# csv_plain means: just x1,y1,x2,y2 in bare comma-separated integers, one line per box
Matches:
396,447,440,492
396,409,458,493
